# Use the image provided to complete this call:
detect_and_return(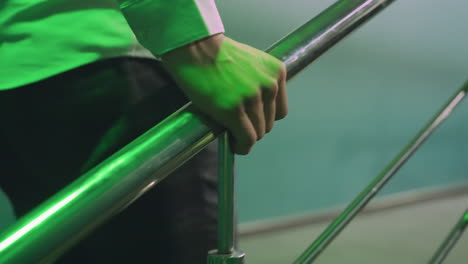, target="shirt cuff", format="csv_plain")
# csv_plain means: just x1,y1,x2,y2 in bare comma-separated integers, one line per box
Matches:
121,0,225,56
